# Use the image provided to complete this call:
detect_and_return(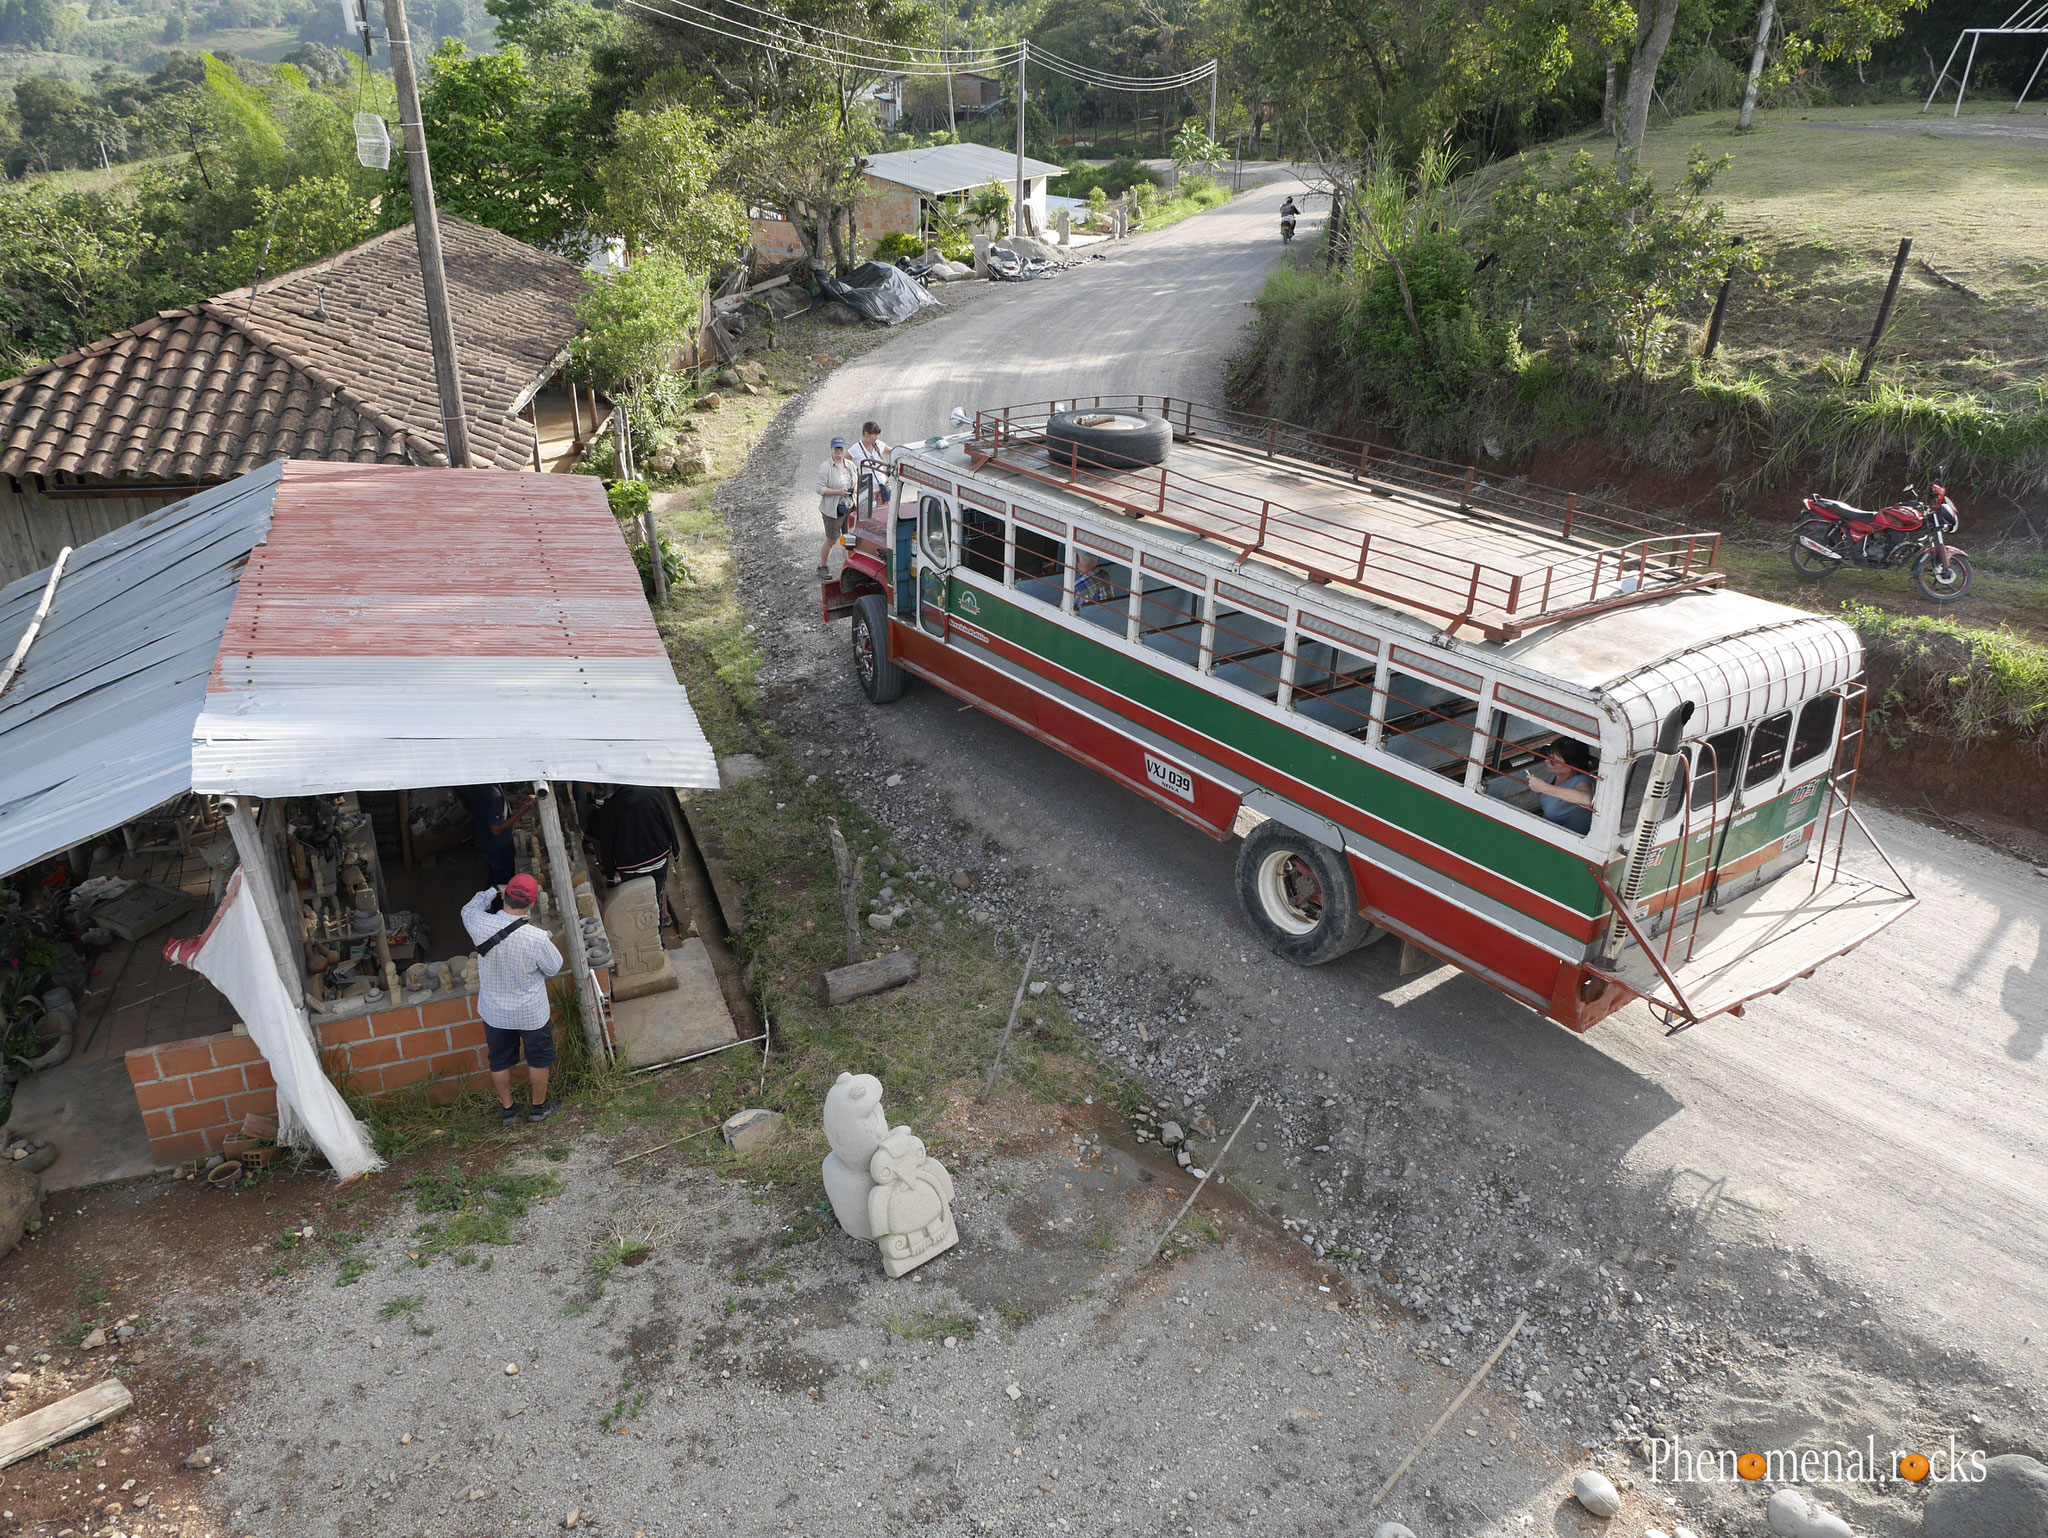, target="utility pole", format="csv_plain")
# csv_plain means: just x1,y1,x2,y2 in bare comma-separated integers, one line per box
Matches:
1208,66,1217,141
1013,40,1028,236
942,15,955,136
382,0,473,468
